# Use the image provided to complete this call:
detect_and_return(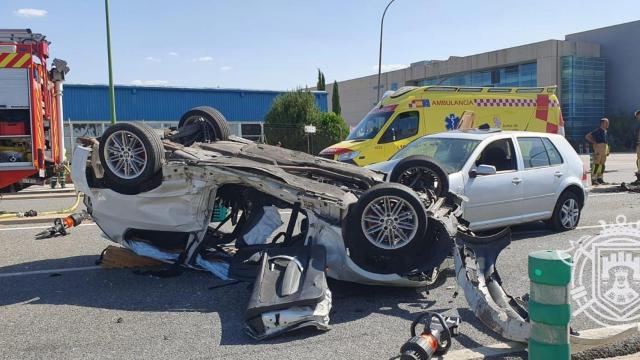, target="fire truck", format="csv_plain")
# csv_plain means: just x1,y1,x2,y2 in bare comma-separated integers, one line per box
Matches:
0,29,69,190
